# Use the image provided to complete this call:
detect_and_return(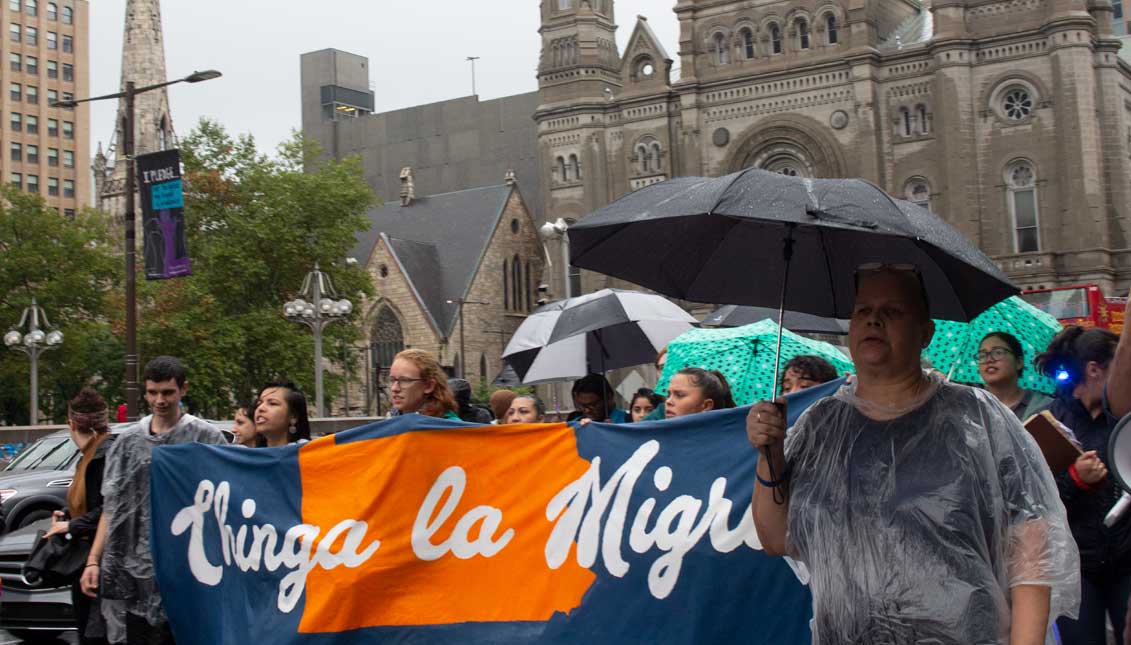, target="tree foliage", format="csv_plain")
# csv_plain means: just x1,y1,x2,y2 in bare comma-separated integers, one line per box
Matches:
136,120,376,416
0,187,120,424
